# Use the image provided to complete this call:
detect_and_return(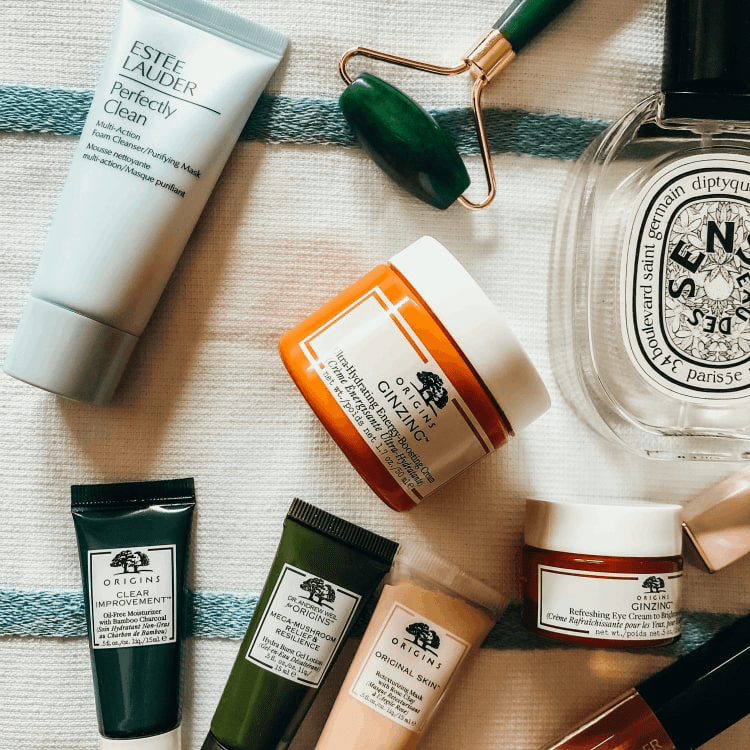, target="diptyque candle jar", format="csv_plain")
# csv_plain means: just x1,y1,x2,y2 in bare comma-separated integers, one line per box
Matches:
279,236,550,511
522,498,684,648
